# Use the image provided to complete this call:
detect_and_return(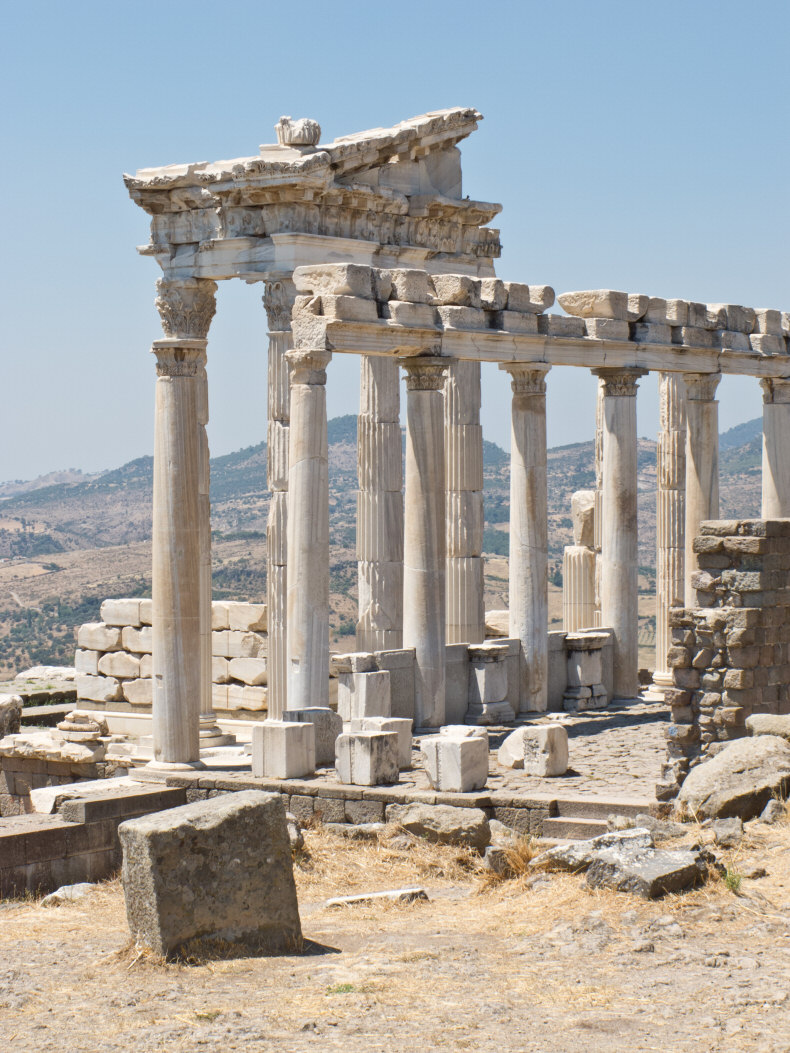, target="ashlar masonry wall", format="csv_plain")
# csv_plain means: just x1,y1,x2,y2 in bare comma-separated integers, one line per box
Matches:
659,519,790,802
